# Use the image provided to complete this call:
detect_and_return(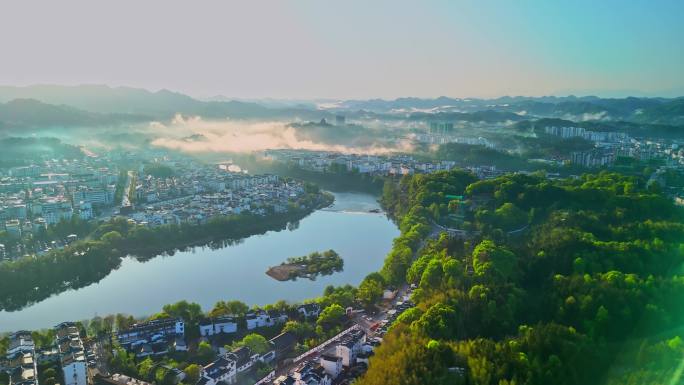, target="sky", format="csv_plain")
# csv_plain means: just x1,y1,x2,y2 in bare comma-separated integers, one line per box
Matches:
0,0,682,99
